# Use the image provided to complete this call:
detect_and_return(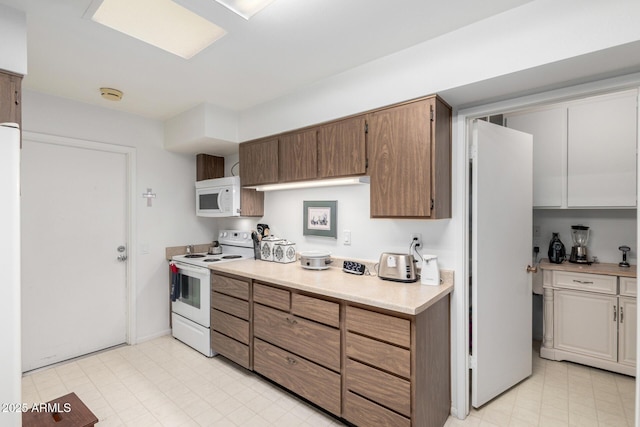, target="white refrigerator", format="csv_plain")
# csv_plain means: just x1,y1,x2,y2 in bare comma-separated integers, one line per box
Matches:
0,123,21,426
